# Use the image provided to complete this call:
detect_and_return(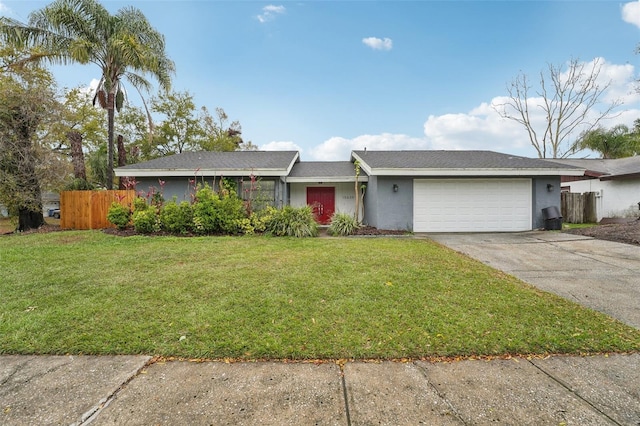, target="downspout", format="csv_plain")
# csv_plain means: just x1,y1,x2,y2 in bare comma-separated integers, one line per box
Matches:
281,176,288,208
